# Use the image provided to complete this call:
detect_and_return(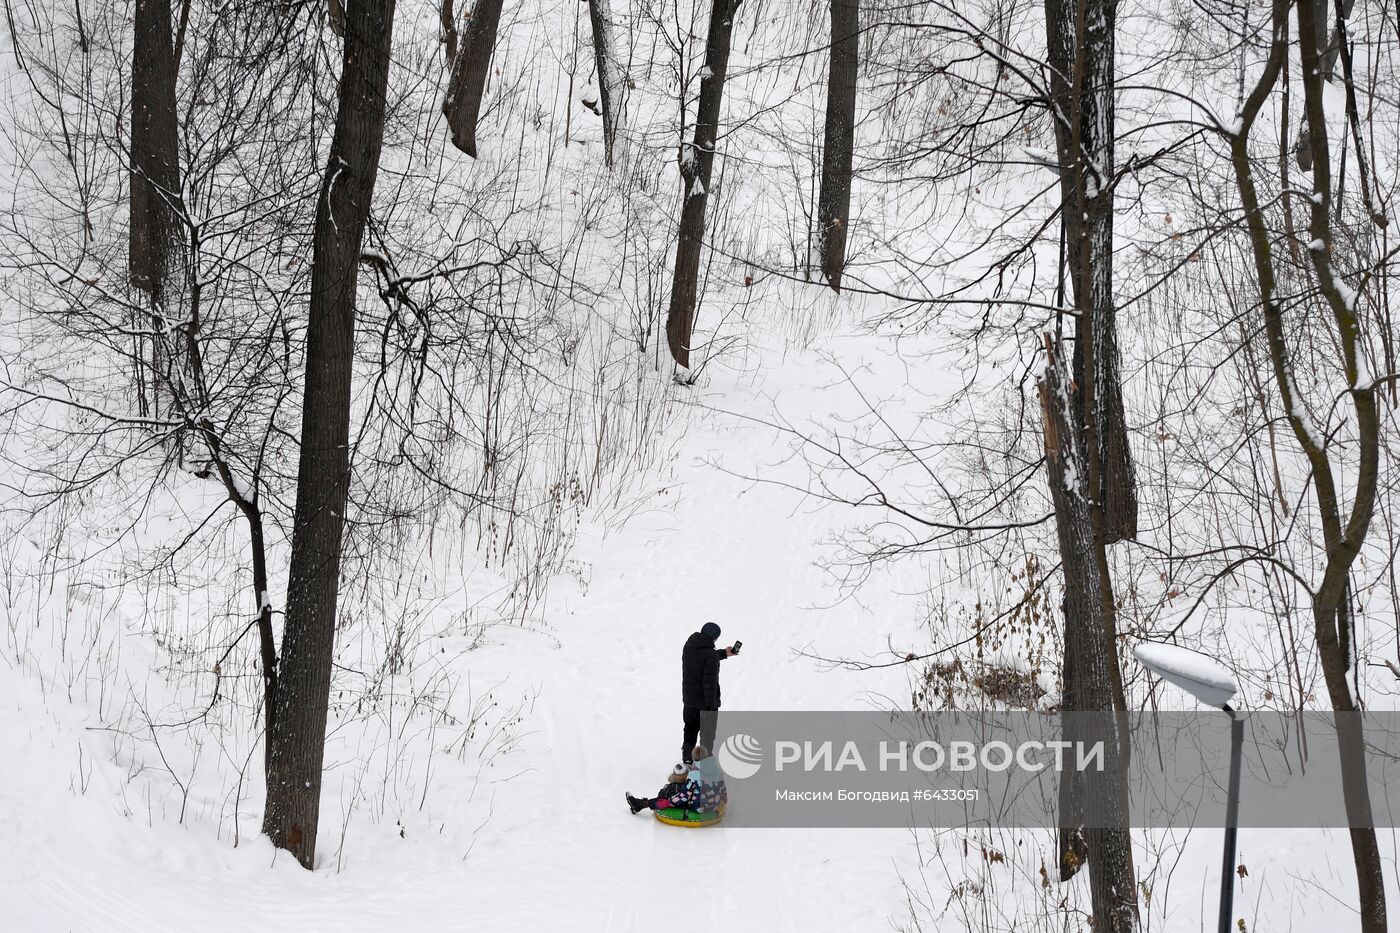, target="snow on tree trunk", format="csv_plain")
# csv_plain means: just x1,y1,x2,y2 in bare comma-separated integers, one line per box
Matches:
262,0,398,871
816,0,858,292
665,0,742,371
586,0,628,168
1043,0,1136,545
1039,339,1139,933
442,0,506,157
1043,0,1136,895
